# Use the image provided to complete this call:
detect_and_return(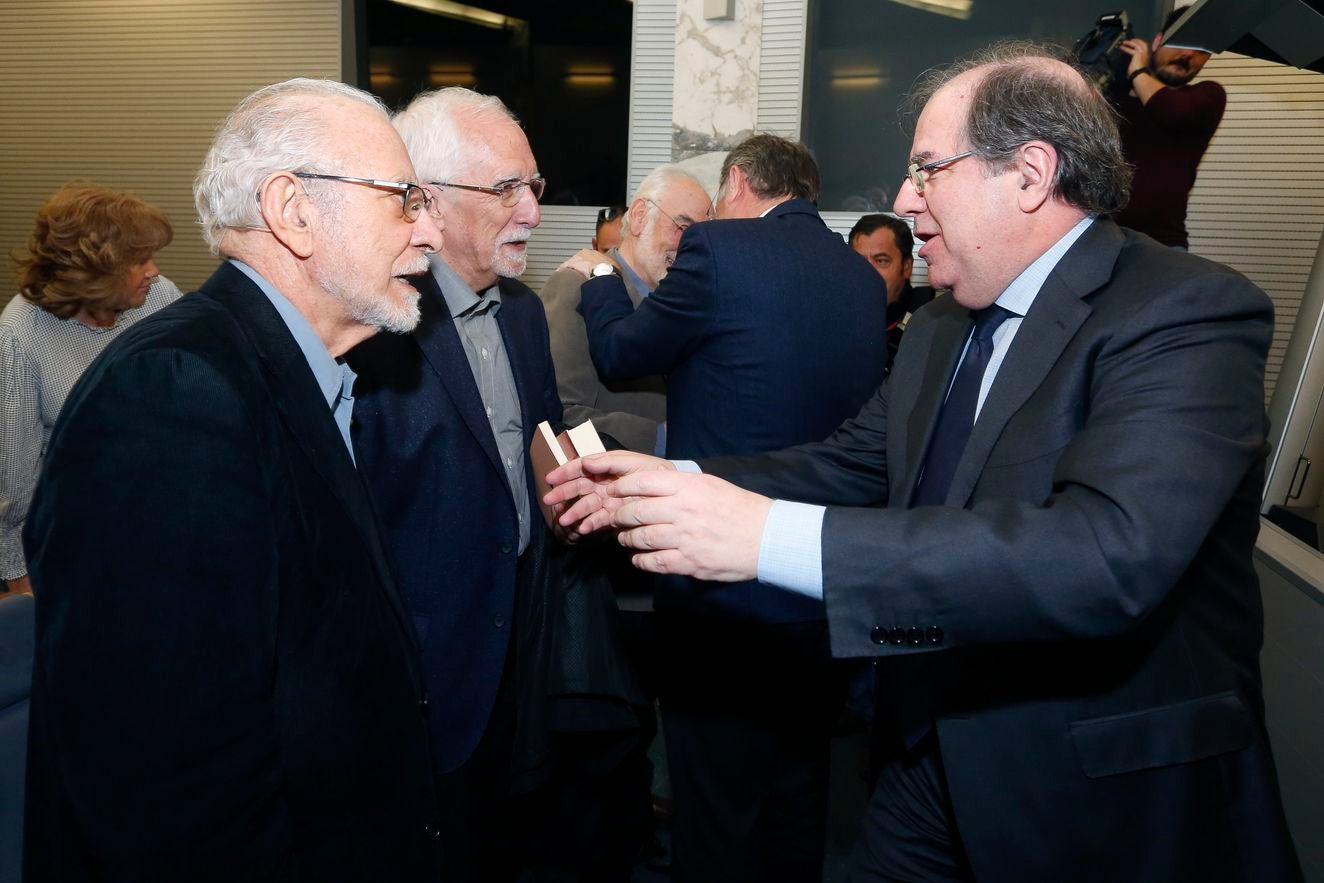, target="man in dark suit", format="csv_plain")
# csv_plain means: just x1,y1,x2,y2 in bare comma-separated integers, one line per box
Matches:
348,87,640,882
562,135,889,882
548,45,1302,882
22,79,445,882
